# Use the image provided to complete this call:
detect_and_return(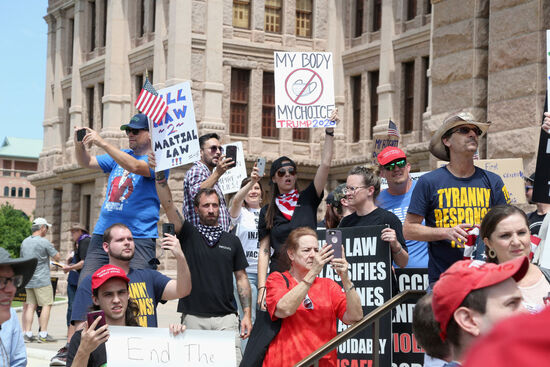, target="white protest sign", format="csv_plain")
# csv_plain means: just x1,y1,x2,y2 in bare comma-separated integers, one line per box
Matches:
106,326,236,367
151,82,200,172
547,30,550,111
216,141,247,195
274,52,335,128
380,171,427,190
